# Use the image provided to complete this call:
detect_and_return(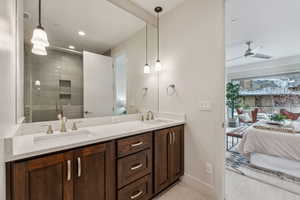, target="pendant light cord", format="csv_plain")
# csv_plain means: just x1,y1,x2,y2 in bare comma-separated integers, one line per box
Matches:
157,12,160,61
39,0,42,27
146,24,148,64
